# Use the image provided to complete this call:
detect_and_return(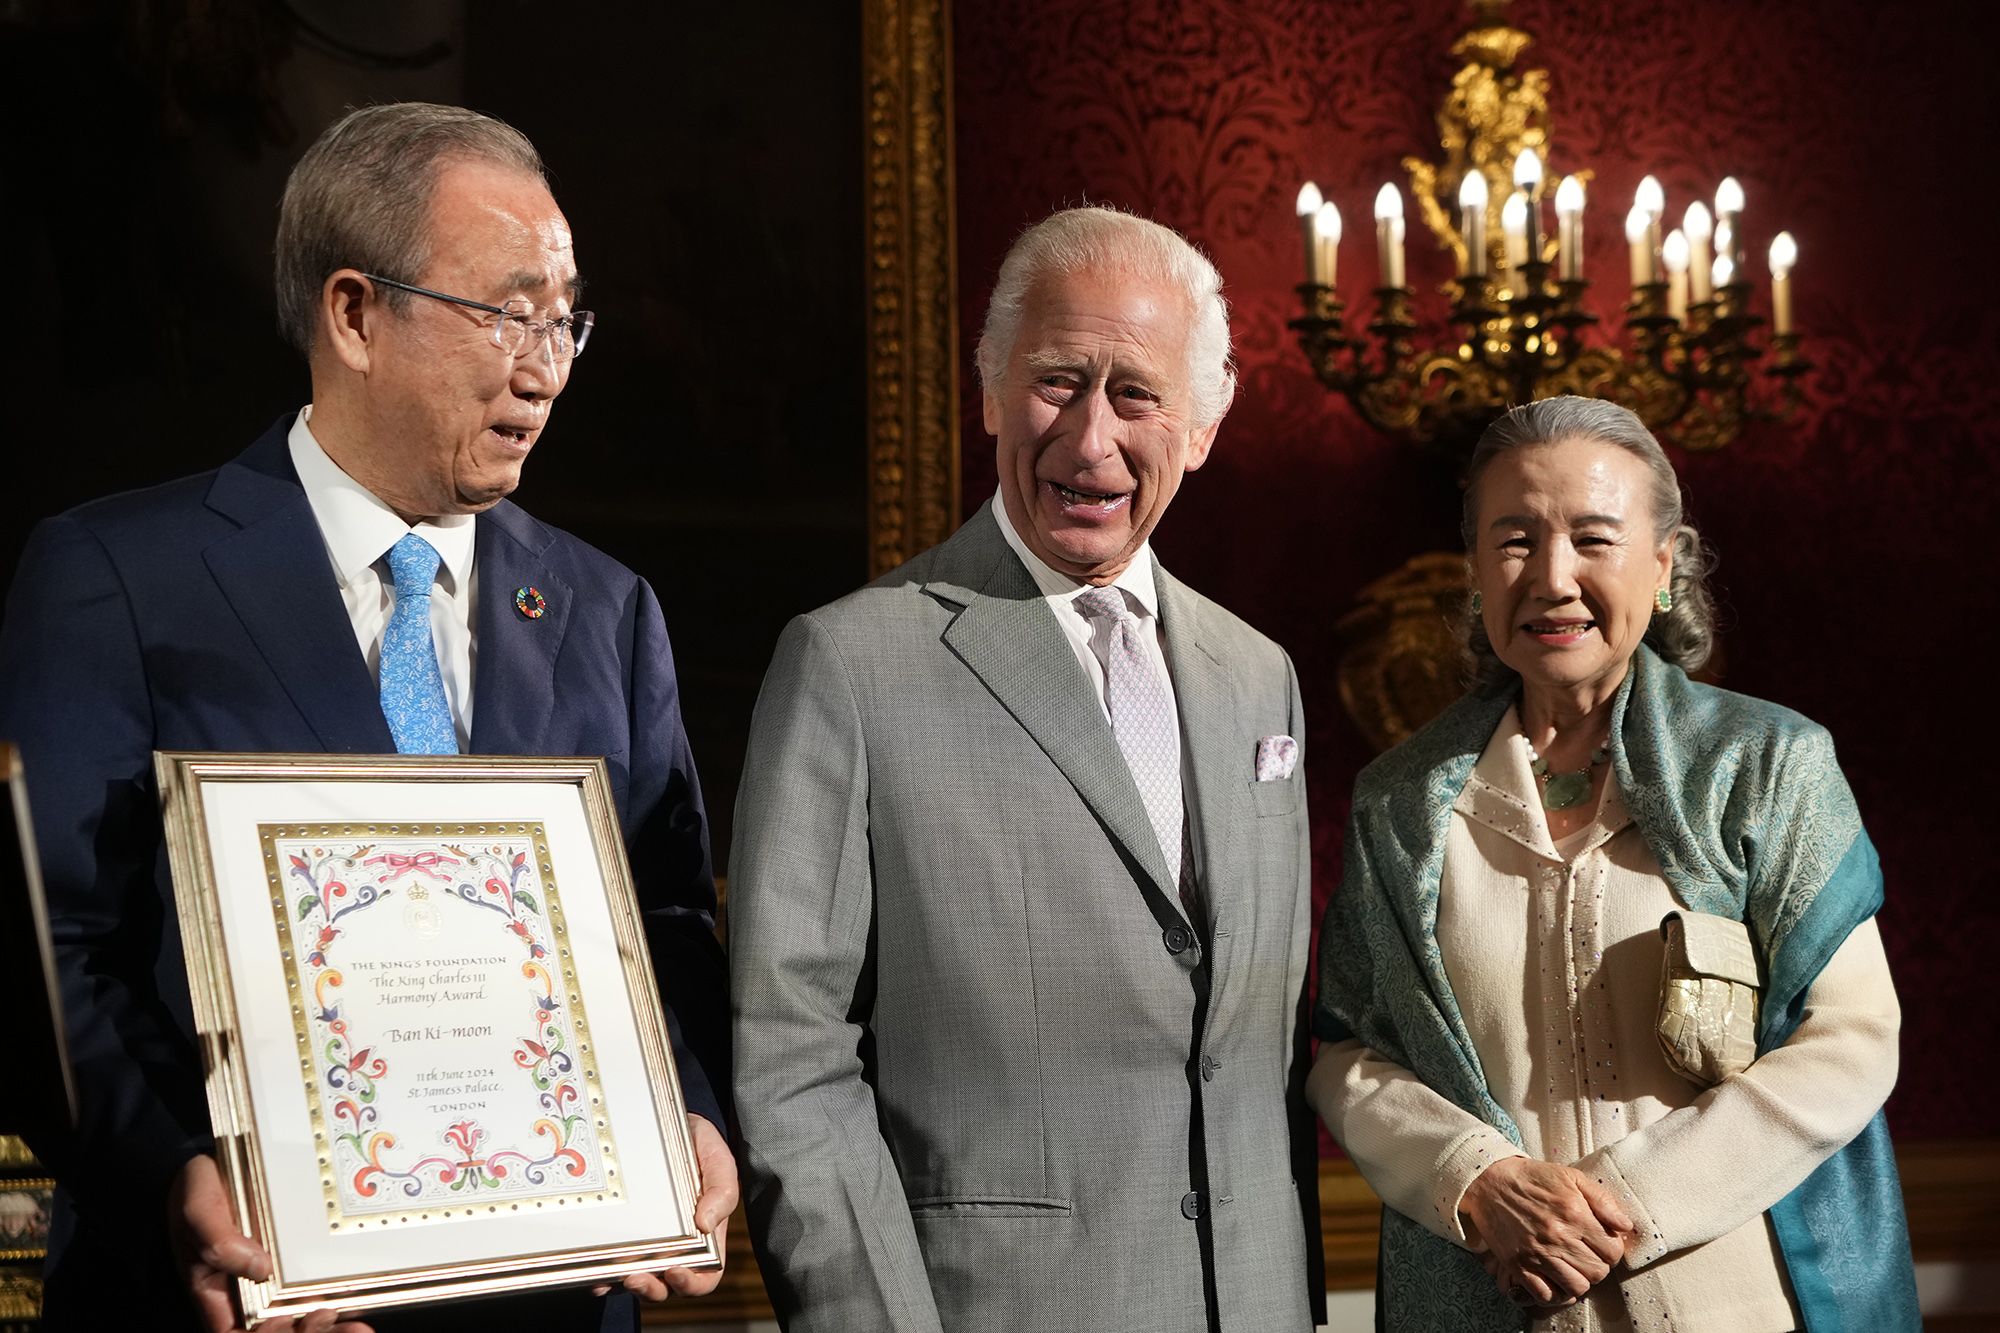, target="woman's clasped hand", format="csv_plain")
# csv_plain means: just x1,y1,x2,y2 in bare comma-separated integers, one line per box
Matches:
1458,1157,1634,1308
